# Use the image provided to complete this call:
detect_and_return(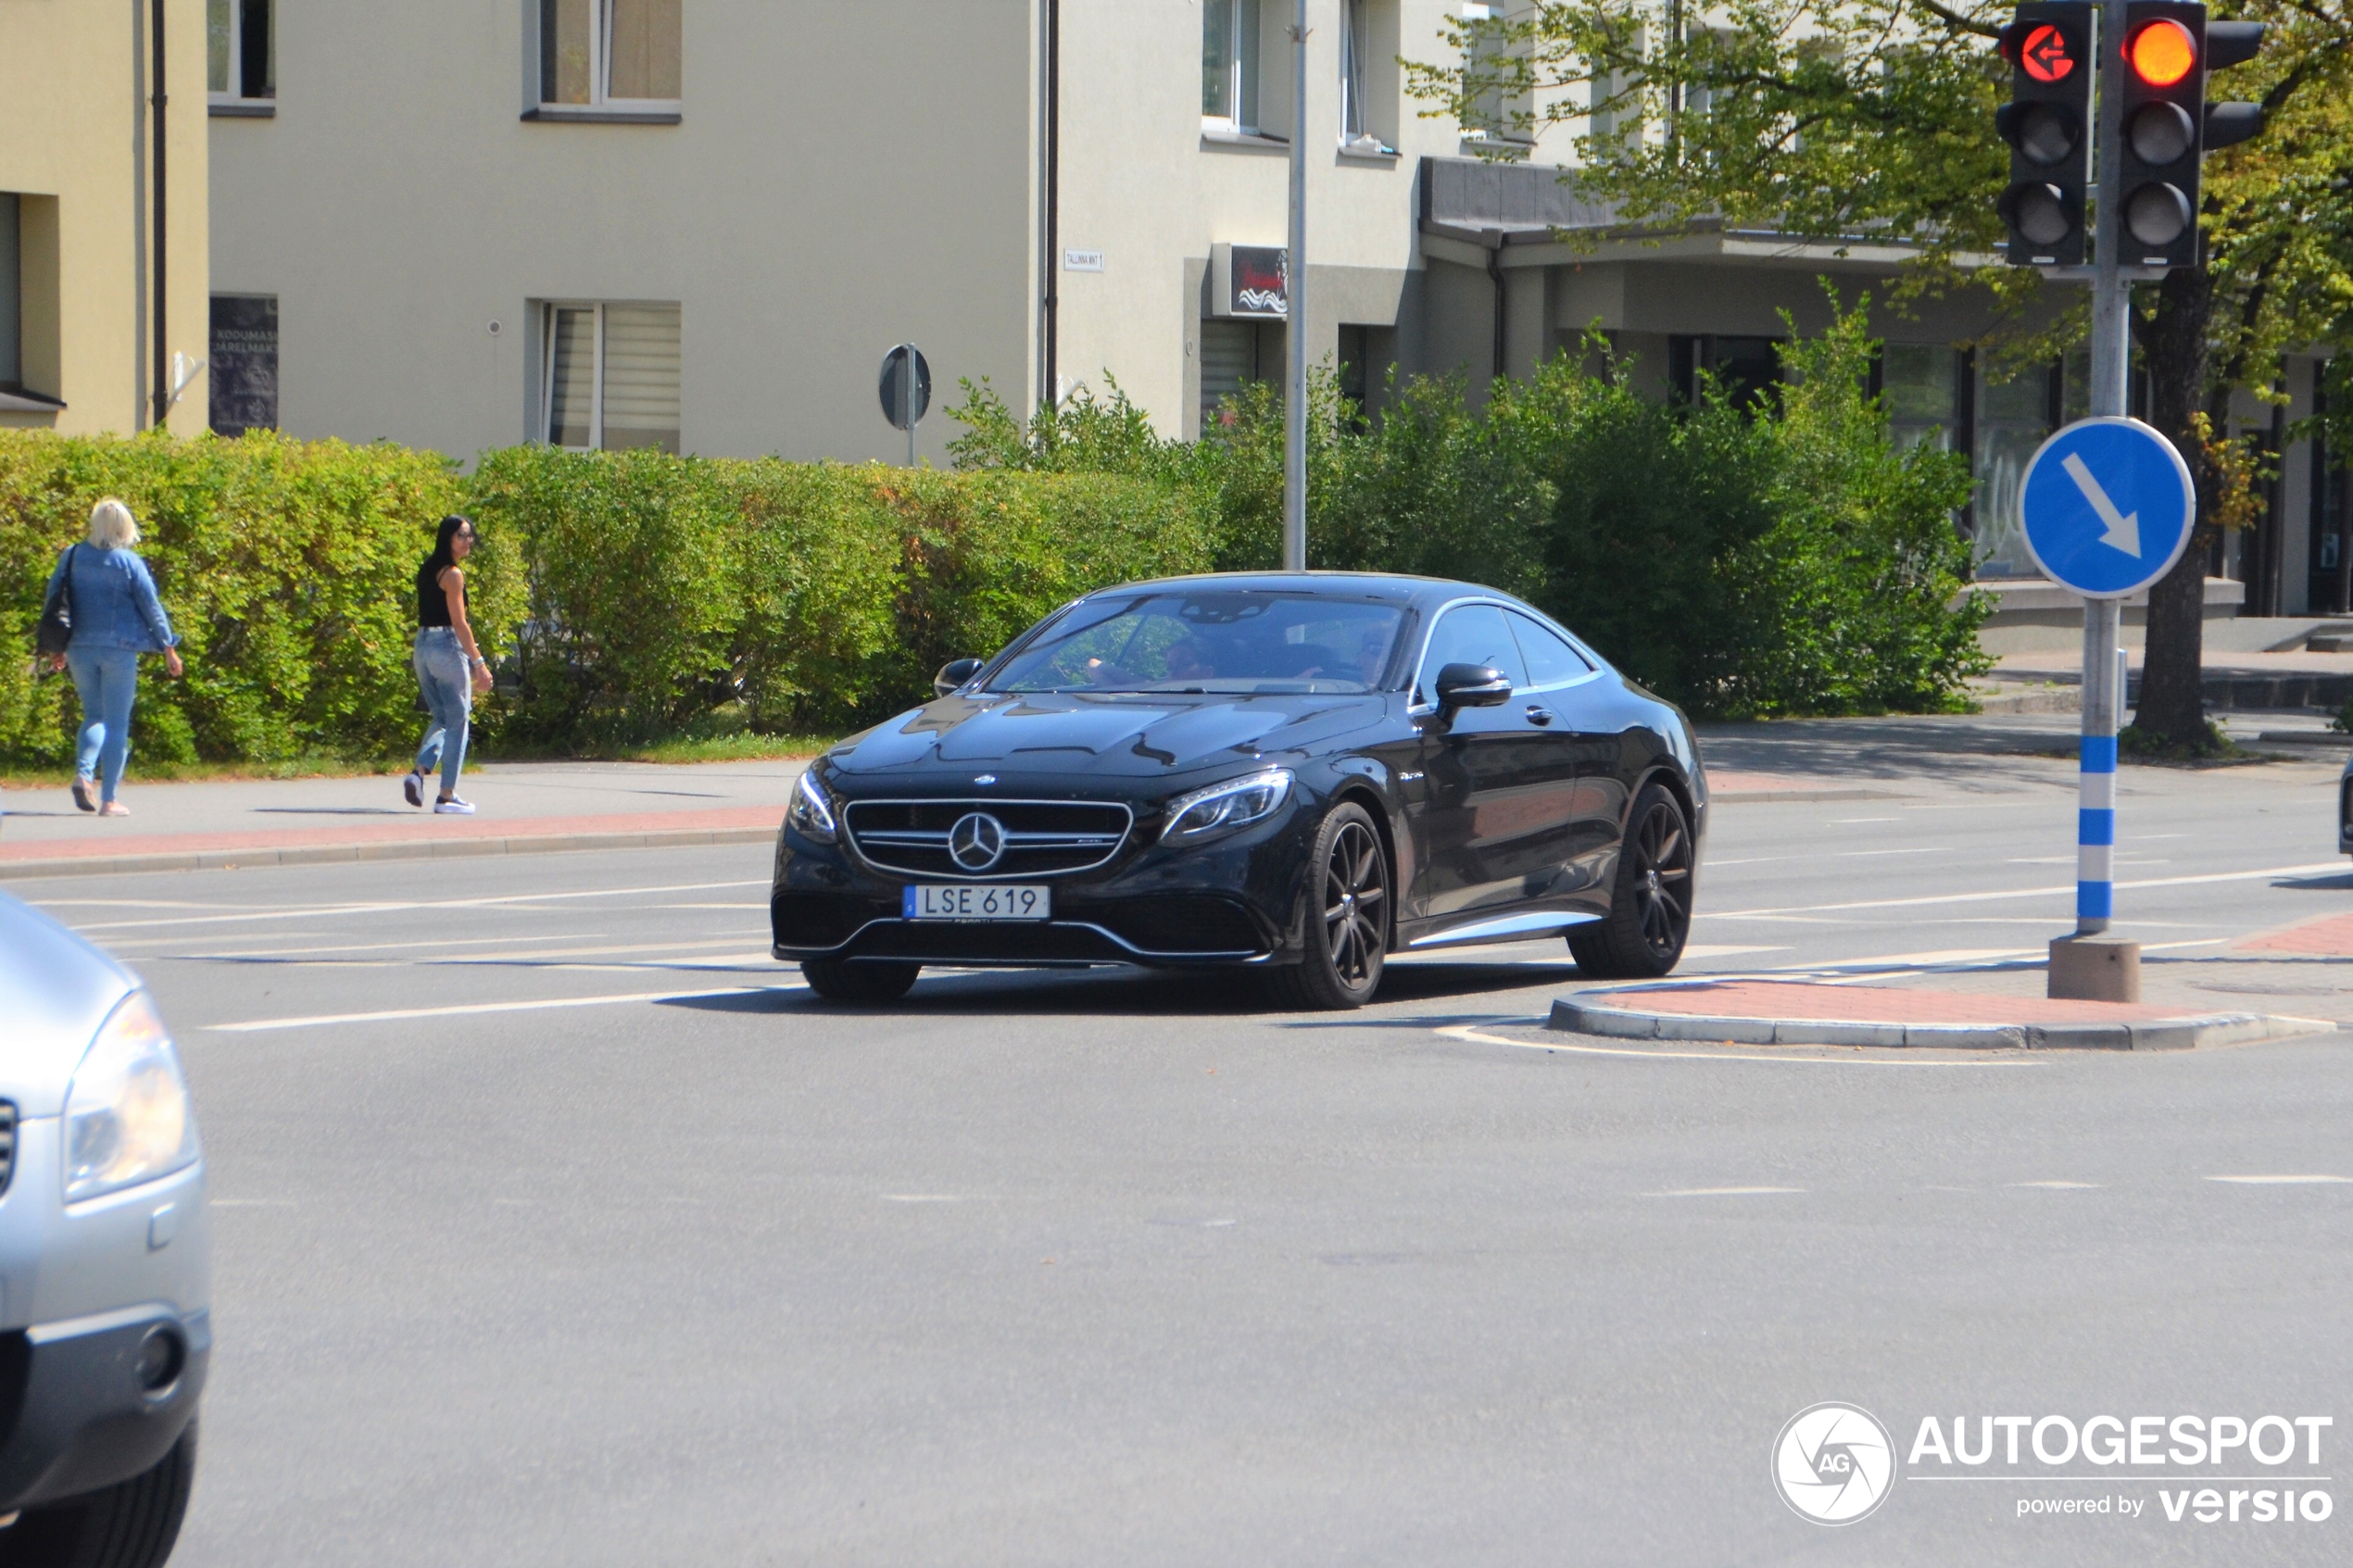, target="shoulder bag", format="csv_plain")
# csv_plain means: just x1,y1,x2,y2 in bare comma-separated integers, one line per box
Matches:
34,545,78,658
